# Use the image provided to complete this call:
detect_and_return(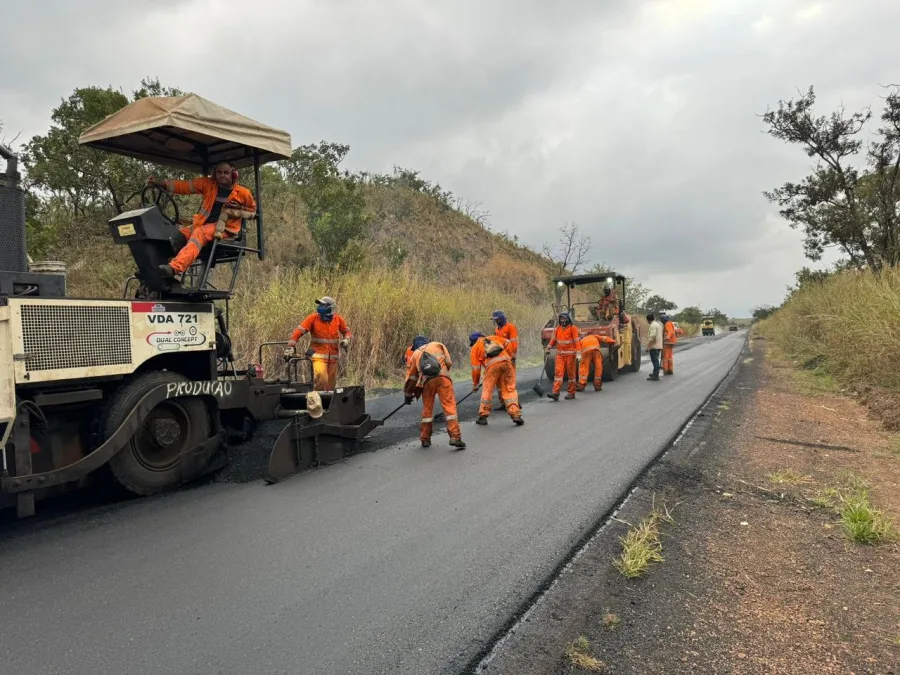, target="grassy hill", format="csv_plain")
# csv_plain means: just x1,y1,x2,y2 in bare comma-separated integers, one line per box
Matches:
49,166,559,389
